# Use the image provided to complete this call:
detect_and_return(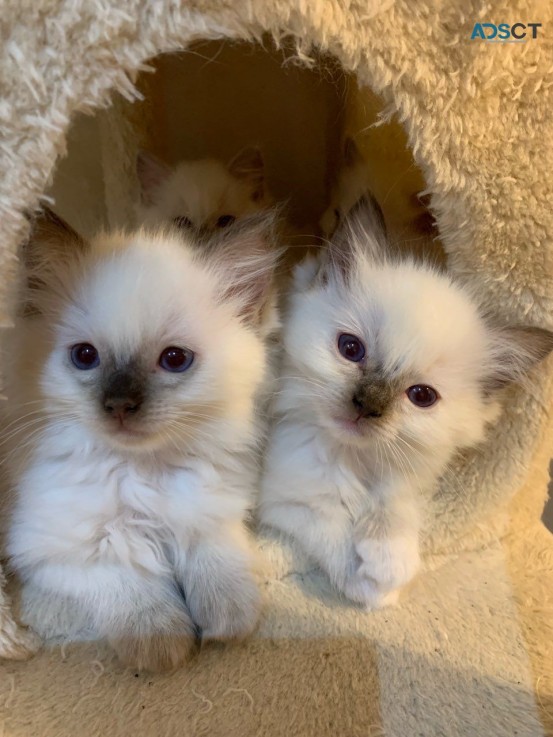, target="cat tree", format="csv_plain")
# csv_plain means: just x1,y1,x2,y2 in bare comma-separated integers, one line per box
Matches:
1,1,552,734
